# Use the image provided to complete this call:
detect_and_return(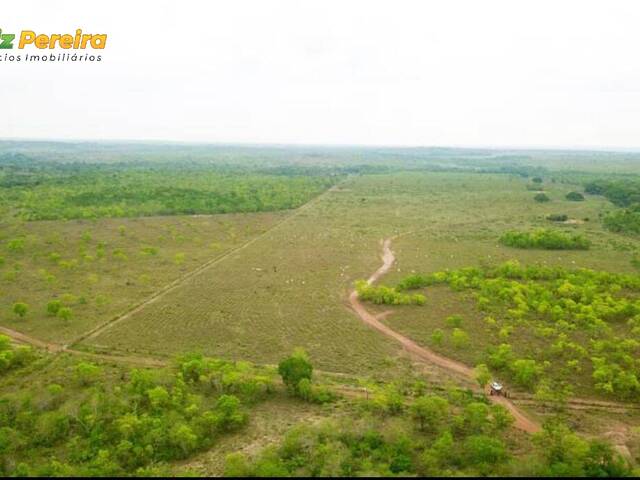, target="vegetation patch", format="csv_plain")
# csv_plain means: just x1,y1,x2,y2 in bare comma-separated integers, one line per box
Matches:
499,229,590,250
393,261,640,398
